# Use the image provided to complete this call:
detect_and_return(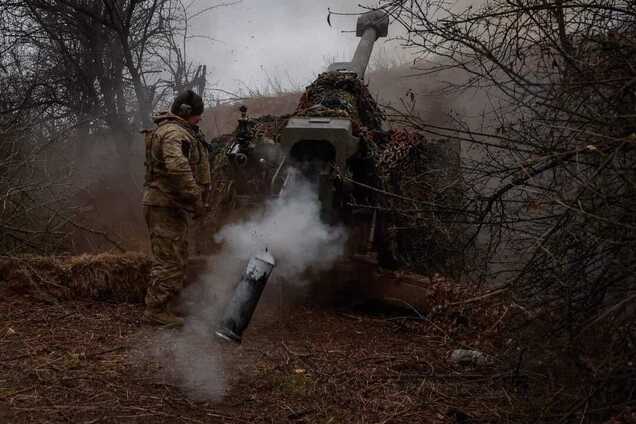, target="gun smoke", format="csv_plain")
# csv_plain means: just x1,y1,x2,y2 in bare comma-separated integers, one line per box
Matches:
146,172,347,400
216,174,347,282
